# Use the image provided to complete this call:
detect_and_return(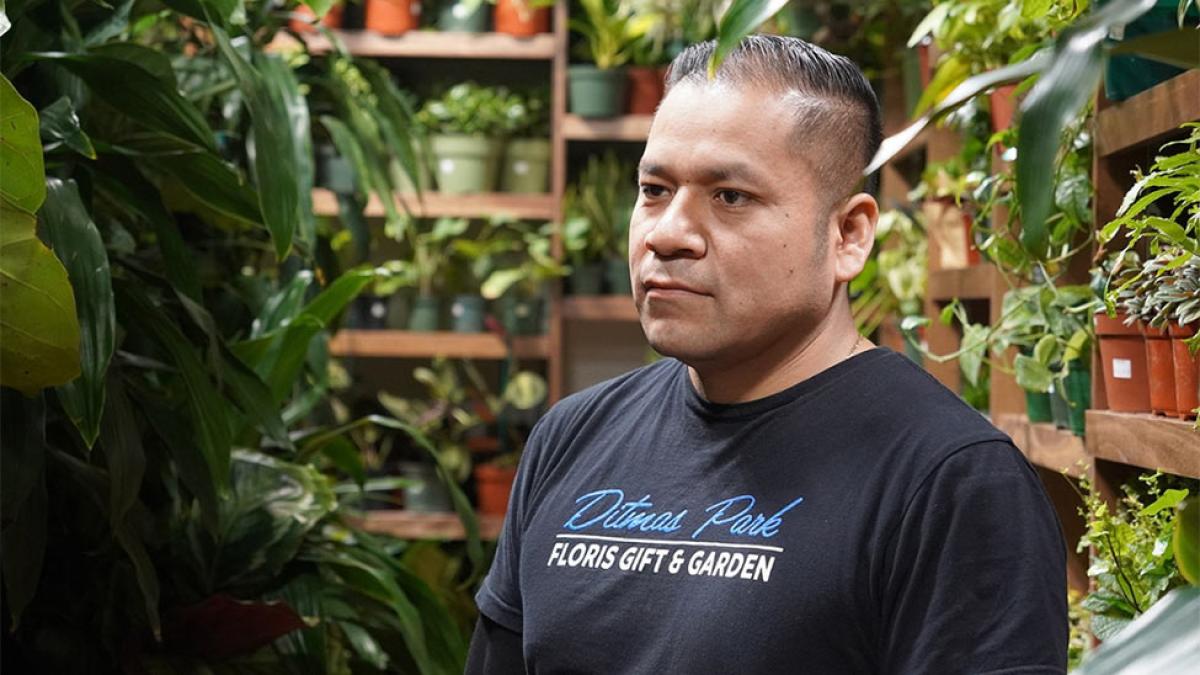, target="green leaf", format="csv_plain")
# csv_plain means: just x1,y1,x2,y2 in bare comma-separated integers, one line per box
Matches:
257,53,315,254
503,371,547,410
1015,0,1158,257
159,0,240,24
210,26,298,260
44,53,216,153
481,267,526,300
140,399,220,533
1033,333,1057,365
913,55,970,117
83,0,135,46
1074,587,1200,674
1,454,46,629
98,371,145,529
39,97,95,158
338,622,389,670
118,285,233,488
87,42,176,86
0,198,81,395
908,3,951,47
1174,499,1199,585
1140,488,1189,516
42,179,114,448
113,512,162,640
151,151,264,227
302,266,377,325
1015,353,1054,393
1111,26,1200,70
708,0,791,78
319,436,366,486
0,75,45,212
